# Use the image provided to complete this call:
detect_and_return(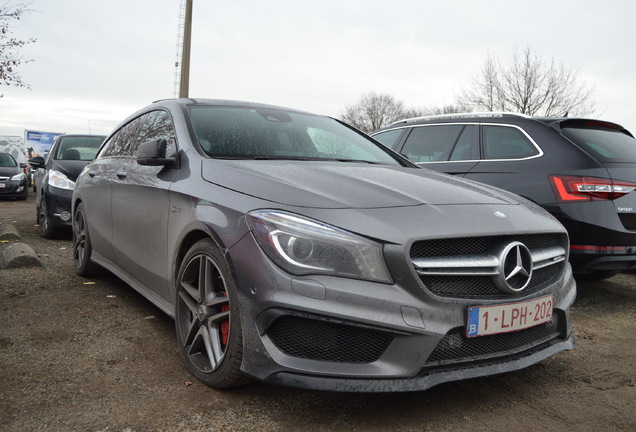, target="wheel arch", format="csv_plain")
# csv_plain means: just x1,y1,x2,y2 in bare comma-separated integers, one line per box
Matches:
175,229,212,272
172,226,231,295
